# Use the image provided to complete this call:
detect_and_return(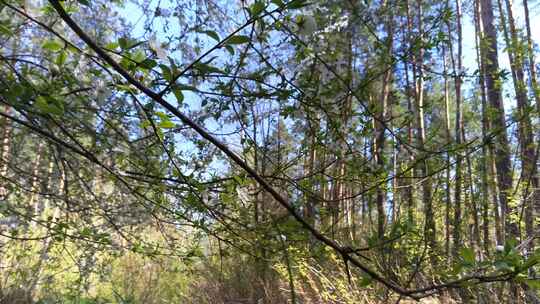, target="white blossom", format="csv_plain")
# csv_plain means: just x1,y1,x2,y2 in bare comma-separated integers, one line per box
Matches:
236,187,250,204
149,35,168,60
95,79,111,103
24,0,41,15
201,190,209,203
102,181,115,196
